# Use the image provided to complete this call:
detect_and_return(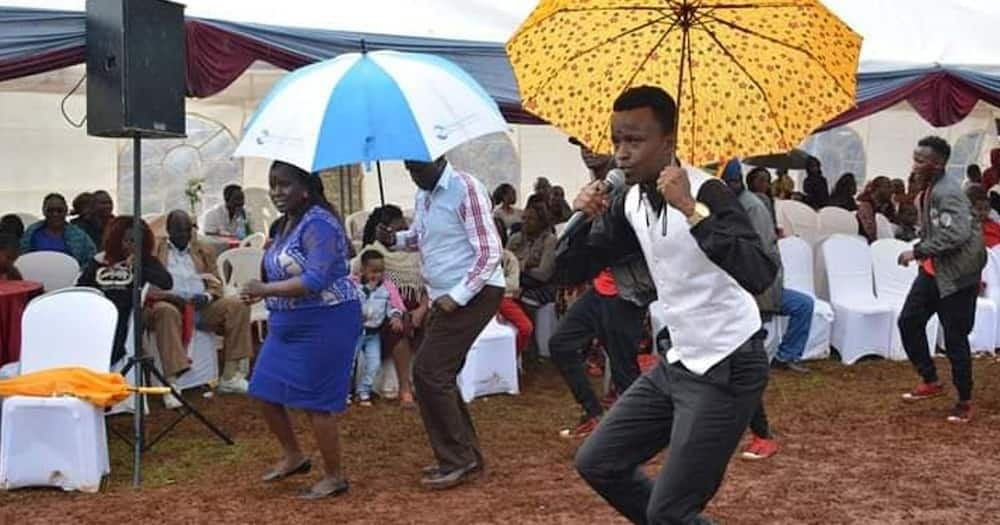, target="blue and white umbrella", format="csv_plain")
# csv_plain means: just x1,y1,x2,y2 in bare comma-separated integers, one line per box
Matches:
234,50,510,175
